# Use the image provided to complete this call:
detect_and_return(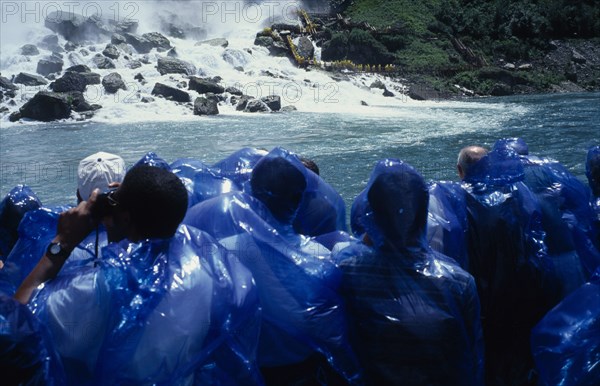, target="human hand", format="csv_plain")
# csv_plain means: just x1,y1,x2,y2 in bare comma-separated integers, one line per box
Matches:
53,189,102,252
